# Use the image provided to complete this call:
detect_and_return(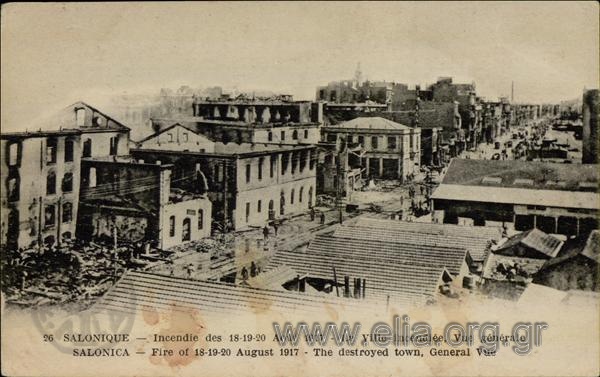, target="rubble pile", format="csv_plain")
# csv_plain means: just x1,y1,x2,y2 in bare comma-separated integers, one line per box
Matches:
316,195,336,208
1,240,147,310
